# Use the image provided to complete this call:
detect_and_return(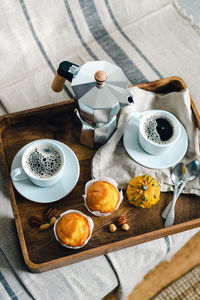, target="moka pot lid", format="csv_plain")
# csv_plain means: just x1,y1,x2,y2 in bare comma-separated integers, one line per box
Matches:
71,61,132,110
